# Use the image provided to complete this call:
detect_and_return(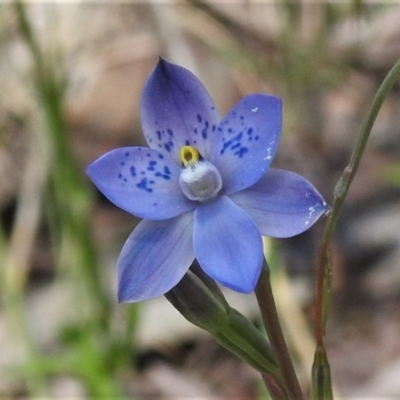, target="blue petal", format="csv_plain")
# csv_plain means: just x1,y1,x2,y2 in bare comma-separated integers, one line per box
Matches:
230,169,329,238
86,147,195,220
193,196,263,293
118,212,195,302
140,59,220,163
210,94,282,195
